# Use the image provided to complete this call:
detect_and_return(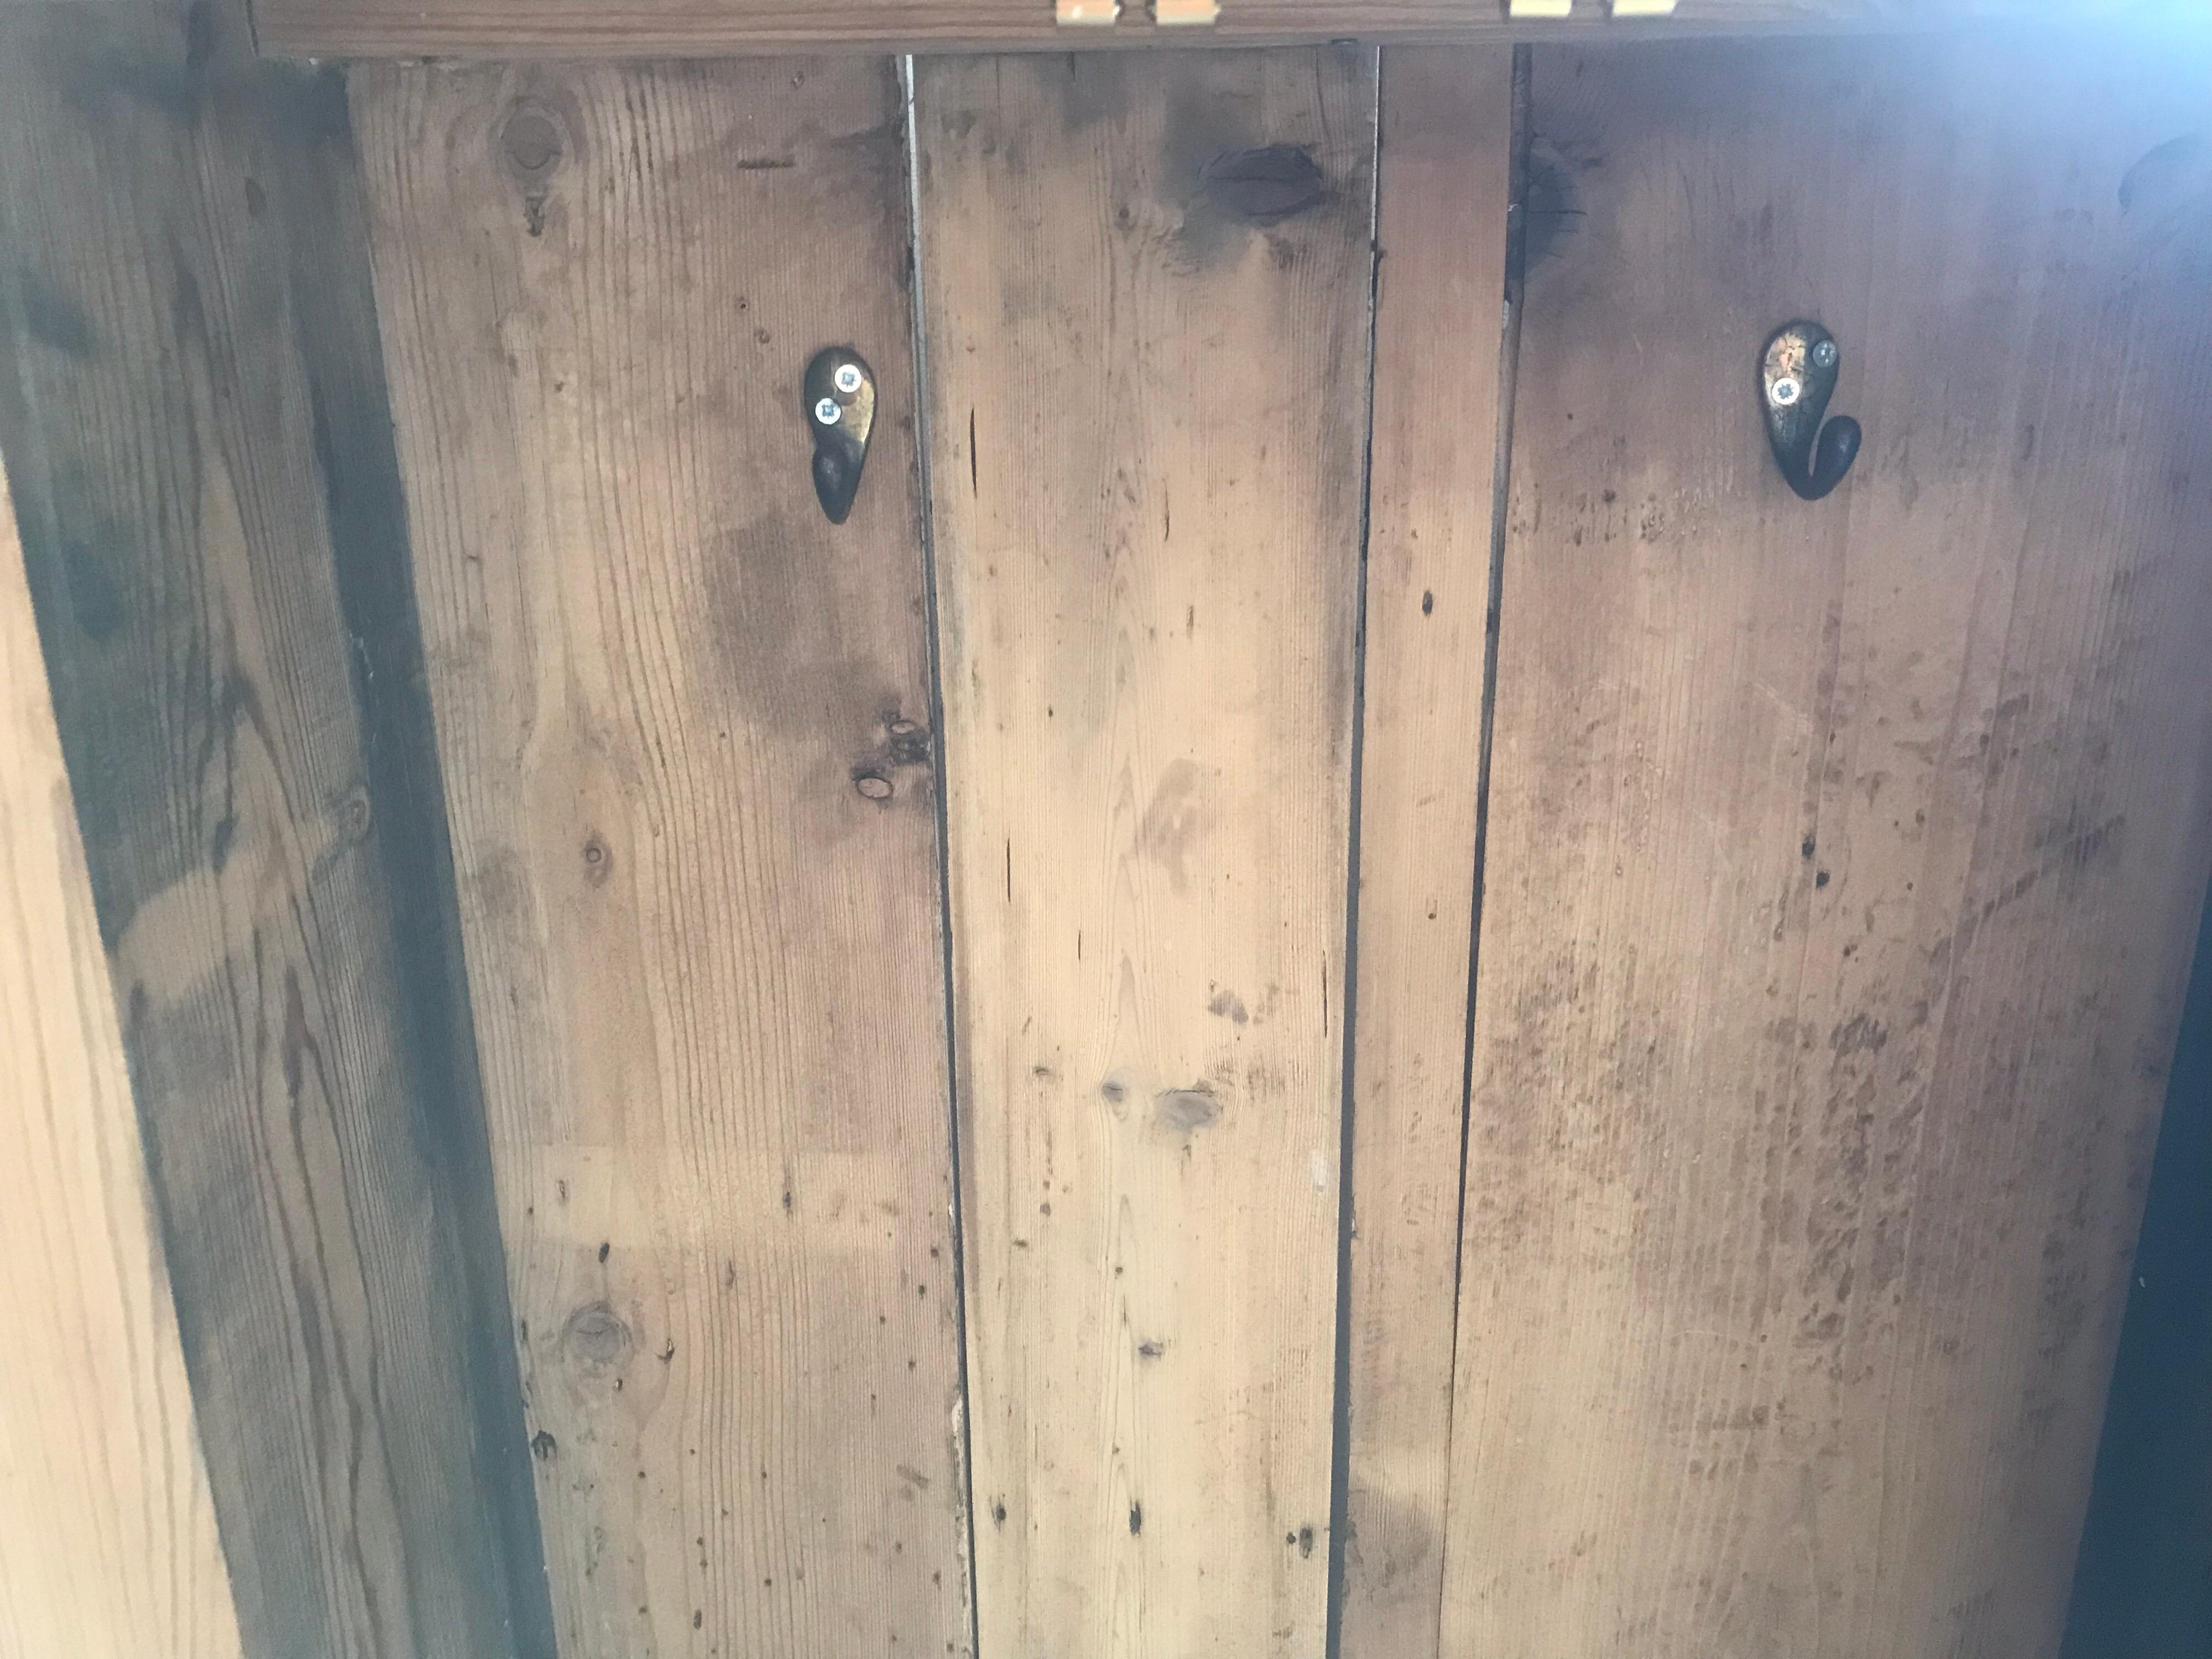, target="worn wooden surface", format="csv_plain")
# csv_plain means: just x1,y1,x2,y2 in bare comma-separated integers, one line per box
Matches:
0,457,243,1659
258,0,2212,67
1339,44,1513,1659
1441,35,2212,1659
353,58,970,1659
916,49,1370,1659
0,7,552,1656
